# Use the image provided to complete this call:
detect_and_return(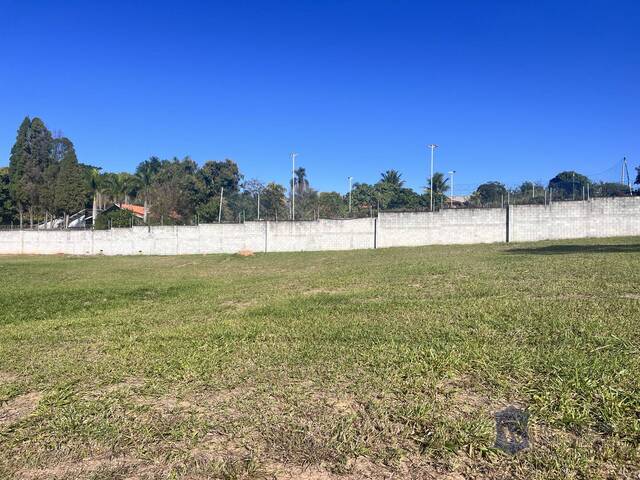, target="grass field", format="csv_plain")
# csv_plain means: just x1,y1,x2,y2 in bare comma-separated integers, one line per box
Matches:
1,238,639,479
